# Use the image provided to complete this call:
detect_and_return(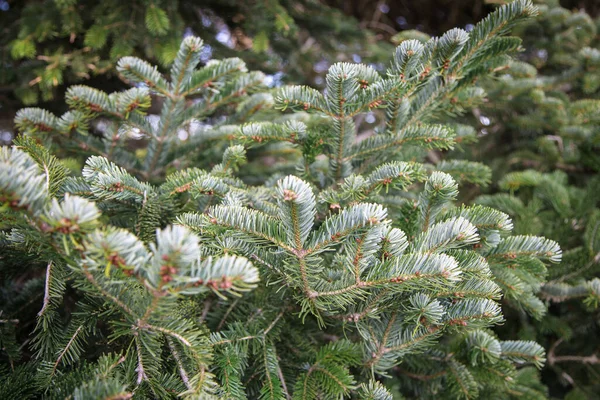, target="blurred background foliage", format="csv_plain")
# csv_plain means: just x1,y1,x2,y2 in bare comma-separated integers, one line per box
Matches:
2,0,597,140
